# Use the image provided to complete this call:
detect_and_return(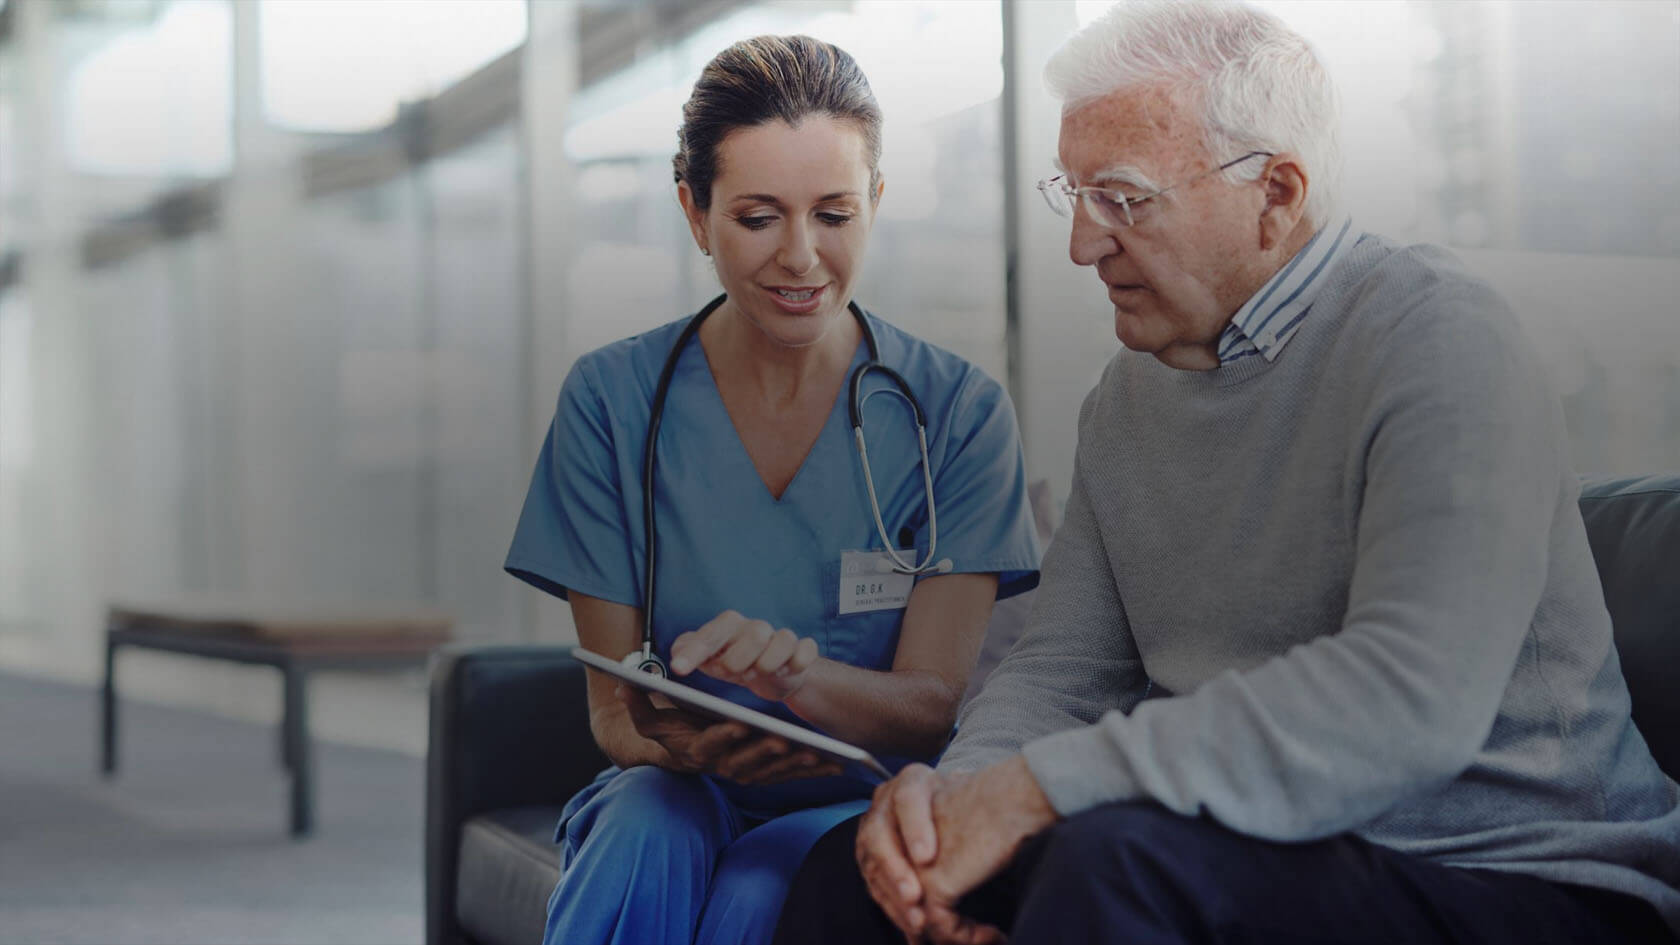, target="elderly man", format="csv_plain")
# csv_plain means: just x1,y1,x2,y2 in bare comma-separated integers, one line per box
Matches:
773,3,1680,944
